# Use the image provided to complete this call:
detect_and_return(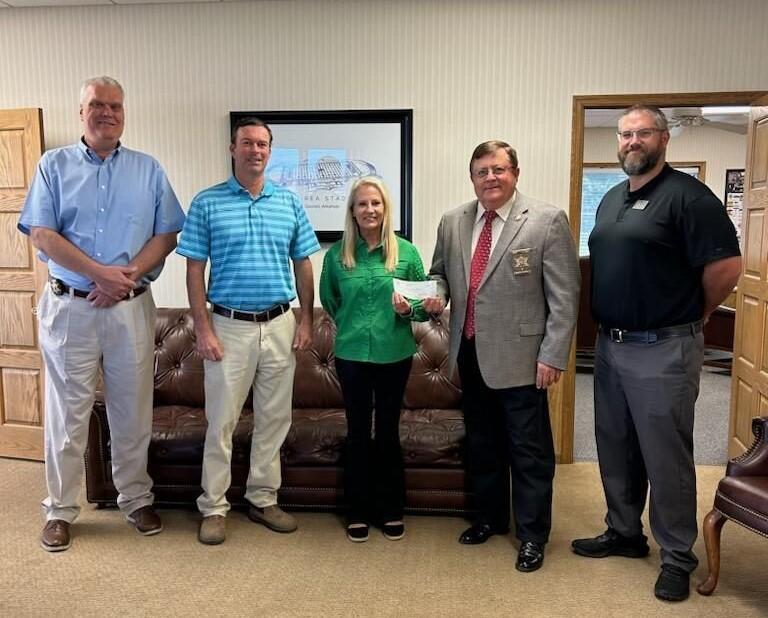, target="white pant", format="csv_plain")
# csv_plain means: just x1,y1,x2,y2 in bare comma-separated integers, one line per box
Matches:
197,310,296,517
38,286,156,523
